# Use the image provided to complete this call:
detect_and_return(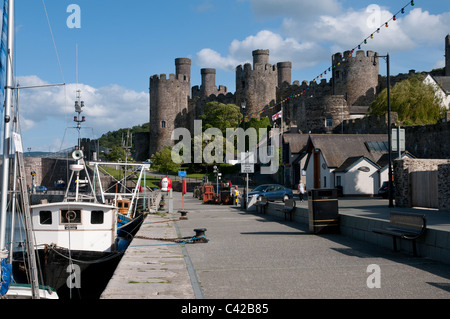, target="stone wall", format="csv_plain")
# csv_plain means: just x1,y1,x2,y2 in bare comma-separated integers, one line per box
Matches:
133,131,150,161
332,50,379,107
404,121,450,159
339,115,450,160
394,158,450,210
235,58,278,117
6,157,76,189
336,113,398,134
438,163,450,211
